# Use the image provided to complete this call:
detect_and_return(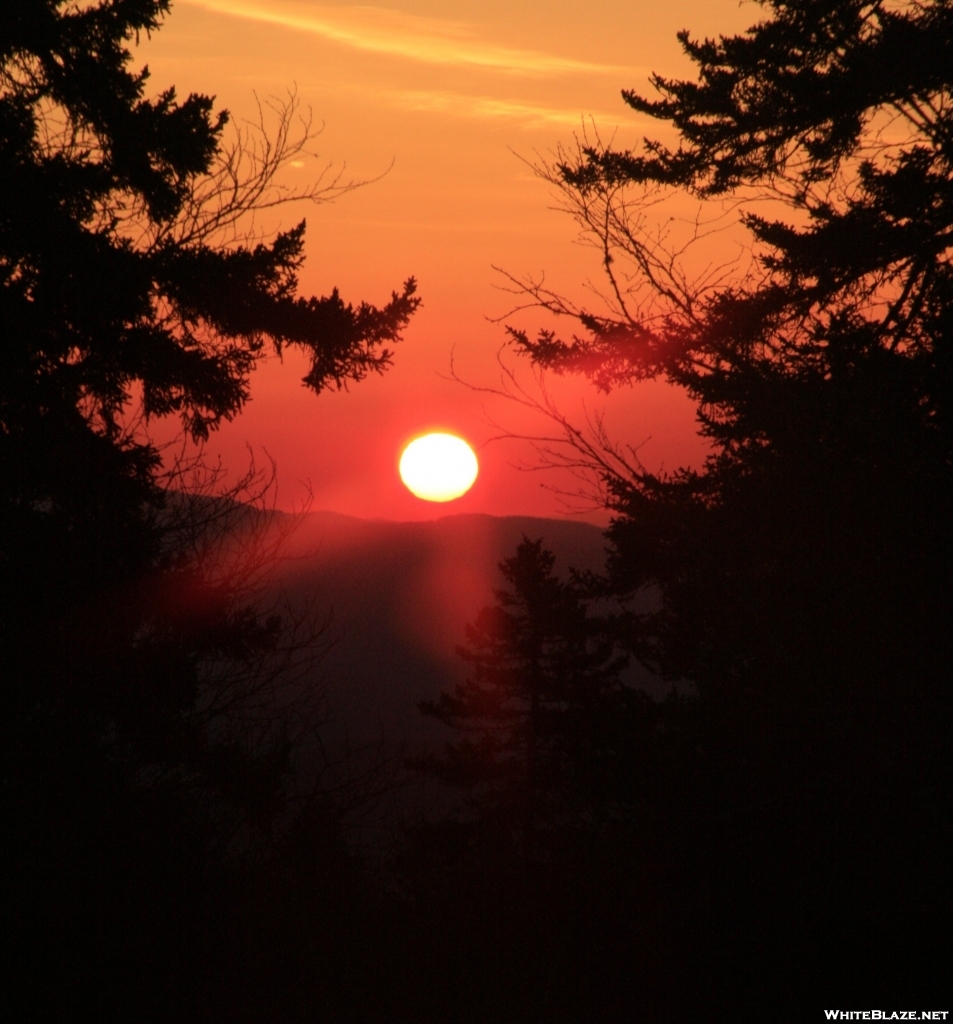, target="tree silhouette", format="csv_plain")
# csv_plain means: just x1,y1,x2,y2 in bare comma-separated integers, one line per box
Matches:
1,2,417,1017
417,537,625,835
500,0,952,1008
403,539,669,1023
1,0,417,594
